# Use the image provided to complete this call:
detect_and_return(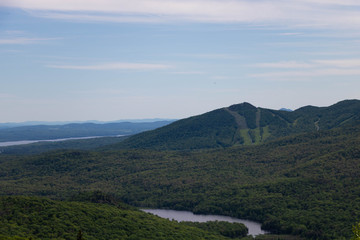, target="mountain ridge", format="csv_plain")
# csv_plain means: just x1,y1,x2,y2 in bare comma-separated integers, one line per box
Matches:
107,99,360,150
